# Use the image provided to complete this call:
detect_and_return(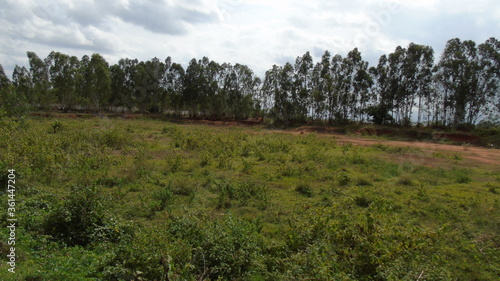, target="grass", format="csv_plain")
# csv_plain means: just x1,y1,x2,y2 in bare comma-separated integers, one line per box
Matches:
1,117,499,280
